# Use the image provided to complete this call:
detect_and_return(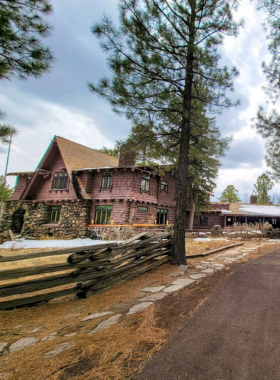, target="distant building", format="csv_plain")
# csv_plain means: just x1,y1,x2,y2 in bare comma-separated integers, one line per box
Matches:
189,202,280,229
